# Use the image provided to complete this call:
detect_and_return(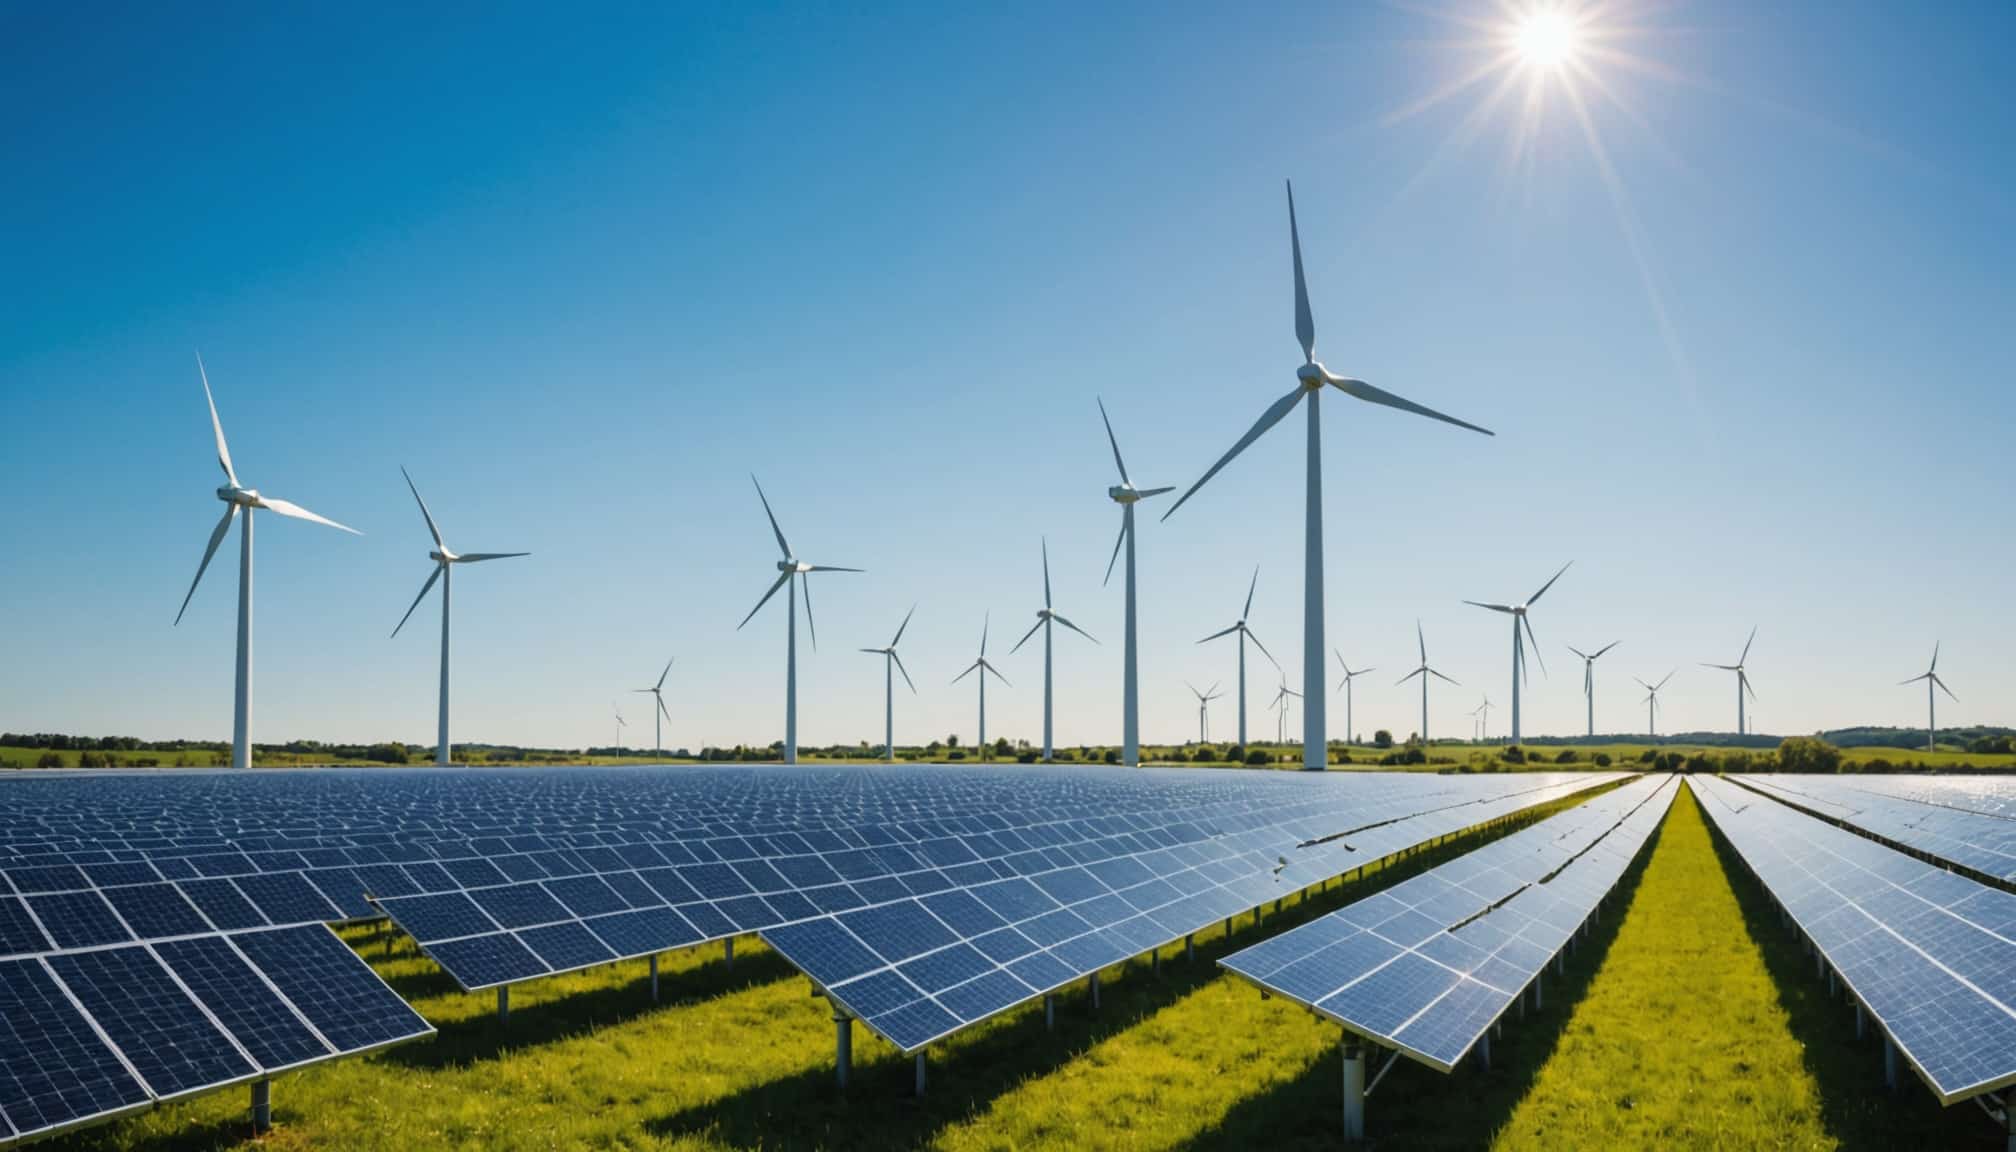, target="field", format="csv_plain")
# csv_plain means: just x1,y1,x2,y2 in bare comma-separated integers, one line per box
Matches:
46,778,2000,1152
